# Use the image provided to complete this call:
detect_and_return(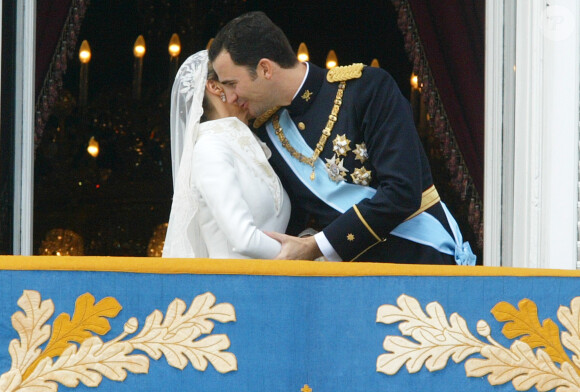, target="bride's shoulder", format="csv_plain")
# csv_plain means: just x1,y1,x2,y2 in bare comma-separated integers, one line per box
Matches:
199,117,254,141
195,118,247,153
200,117,247,134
